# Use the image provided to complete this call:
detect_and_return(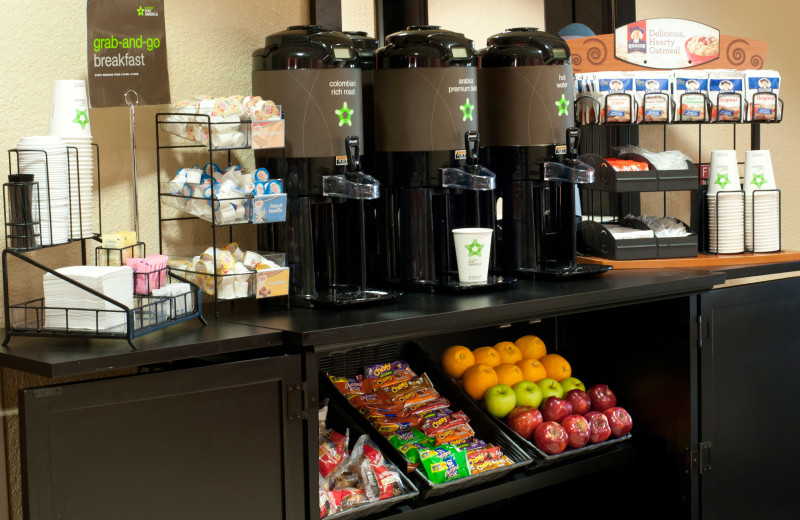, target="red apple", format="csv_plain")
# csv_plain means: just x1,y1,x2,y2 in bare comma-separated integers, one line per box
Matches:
560,414,591,449
565,389,592,415
506,406,543,440
533,421,568,455
588,384,617,412
603,407,633,438
541,397,573,423
584,411,612,444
